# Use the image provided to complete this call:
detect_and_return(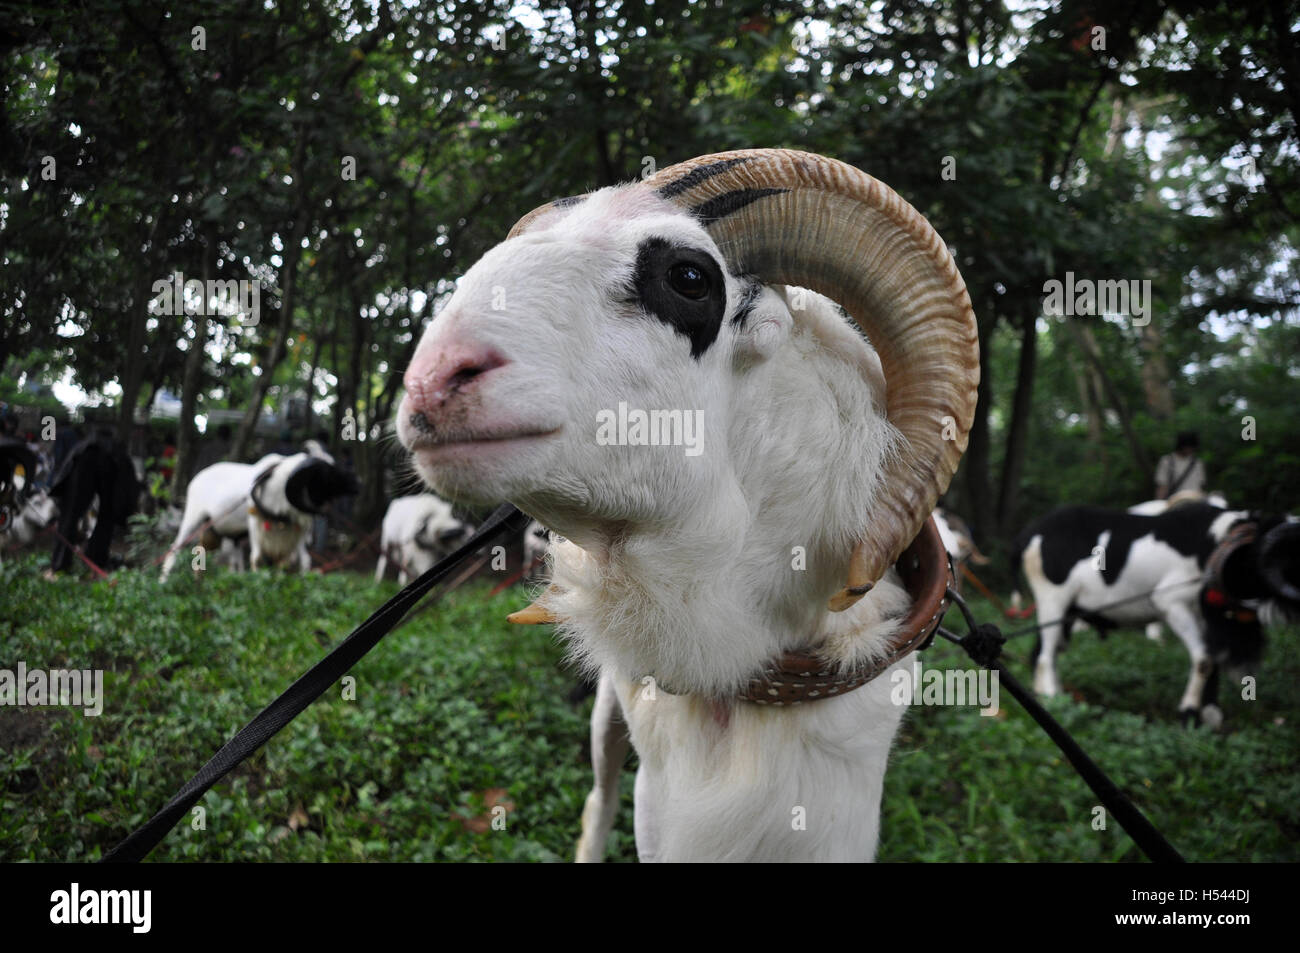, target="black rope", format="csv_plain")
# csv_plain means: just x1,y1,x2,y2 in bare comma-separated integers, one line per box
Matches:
100,503,529,863
937,588,1185,863
996,576,1205,641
